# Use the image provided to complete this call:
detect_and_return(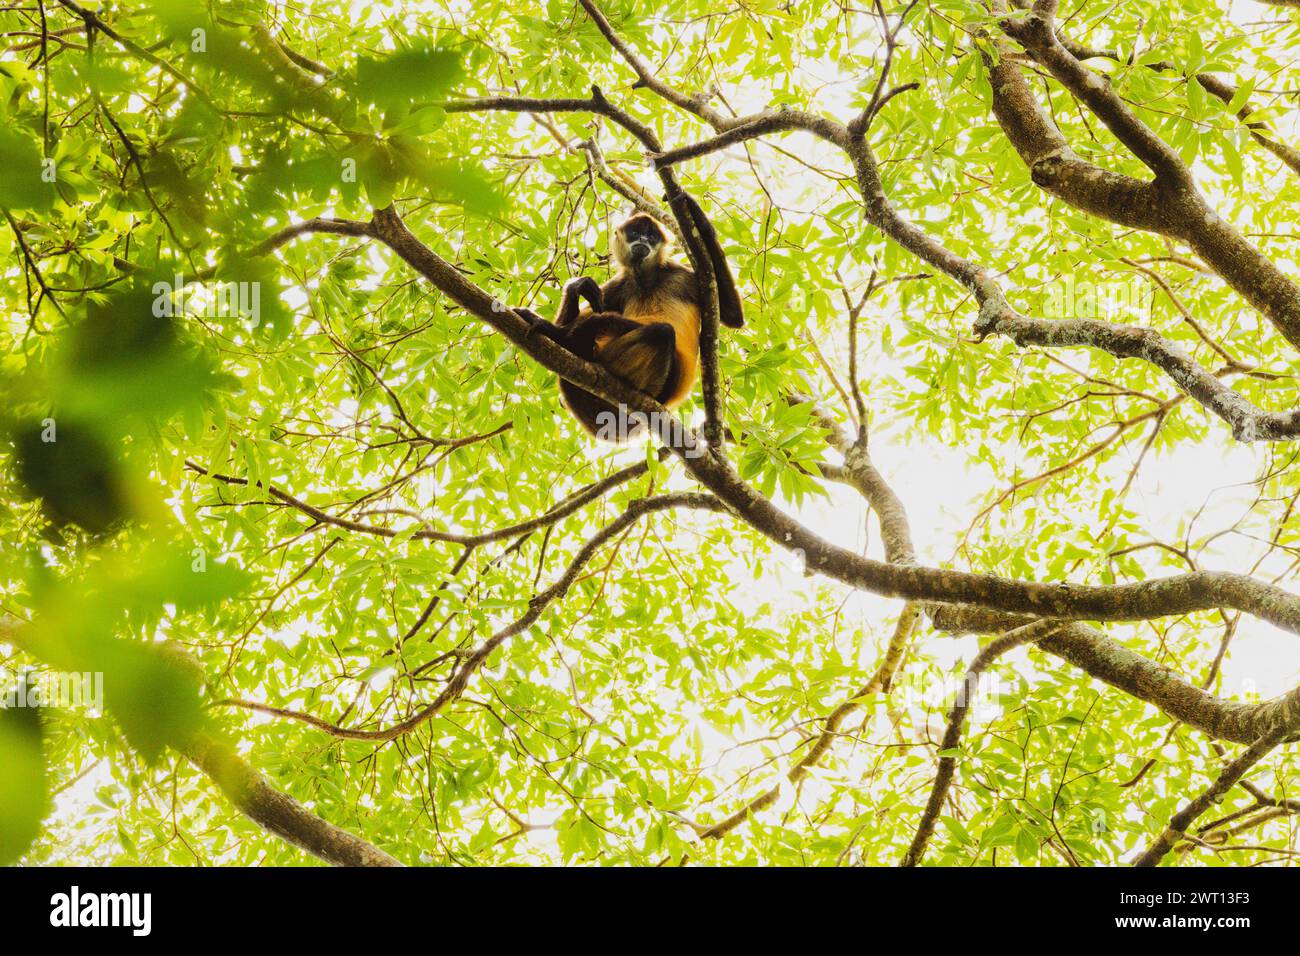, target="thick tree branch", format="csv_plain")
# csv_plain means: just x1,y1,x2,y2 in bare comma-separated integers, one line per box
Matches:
983,47,1170,231
1041,623,1300,745
184,733,402,866
1000,1,1190,184
973,310,1300,441
937,608,1300,745
988,1,1300,352
1056,35,1300,179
